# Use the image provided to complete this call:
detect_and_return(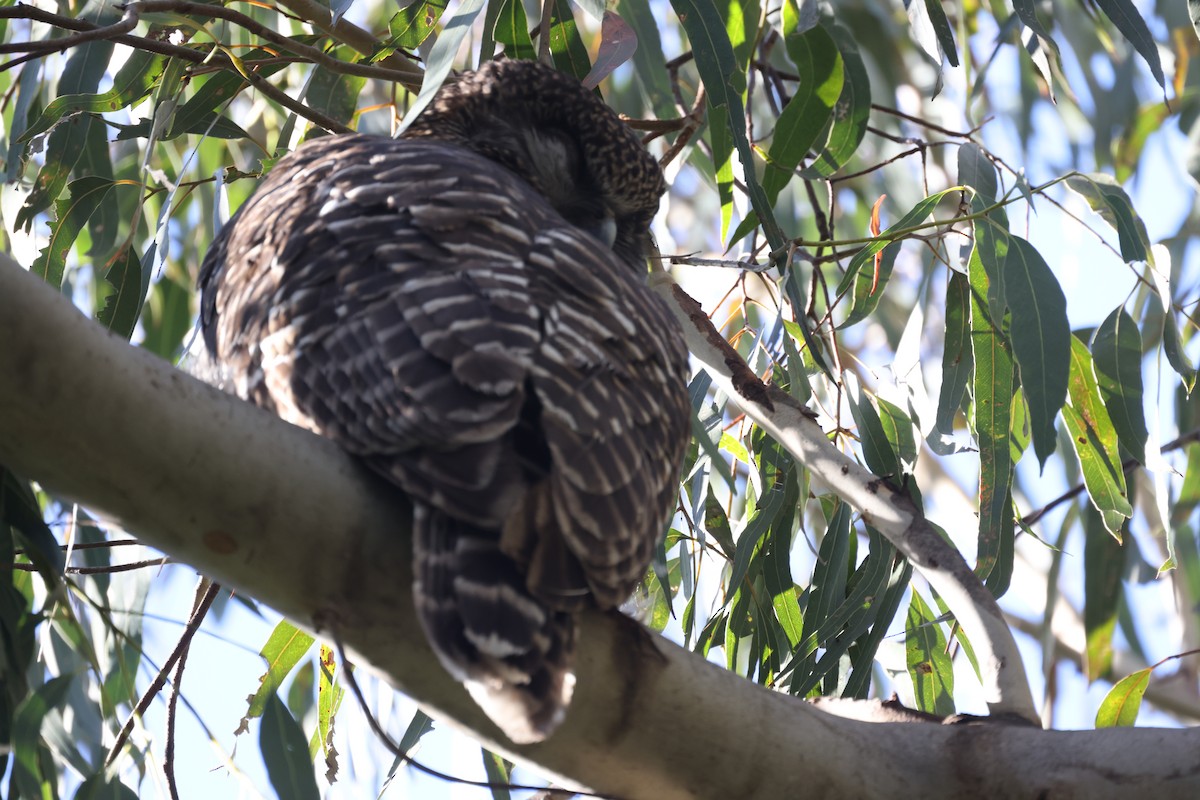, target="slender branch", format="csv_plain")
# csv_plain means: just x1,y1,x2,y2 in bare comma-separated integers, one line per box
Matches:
105,578,219,766
649,271,1039,722
274,0,423,89
0,7,137,55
